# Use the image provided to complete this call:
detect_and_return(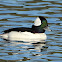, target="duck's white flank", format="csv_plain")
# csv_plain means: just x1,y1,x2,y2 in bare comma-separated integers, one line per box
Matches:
34,17,41,26
0,31,47,41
